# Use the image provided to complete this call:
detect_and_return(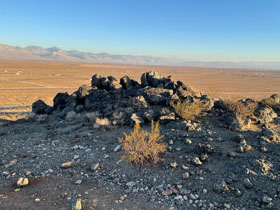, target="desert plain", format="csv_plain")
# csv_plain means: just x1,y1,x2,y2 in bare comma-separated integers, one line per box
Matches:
1,60,280,121
1,61,280,209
